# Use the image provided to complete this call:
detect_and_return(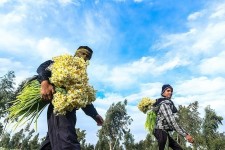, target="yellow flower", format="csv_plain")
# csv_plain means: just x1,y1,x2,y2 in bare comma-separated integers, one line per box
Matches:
49,54,96,115
138,97,156,114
